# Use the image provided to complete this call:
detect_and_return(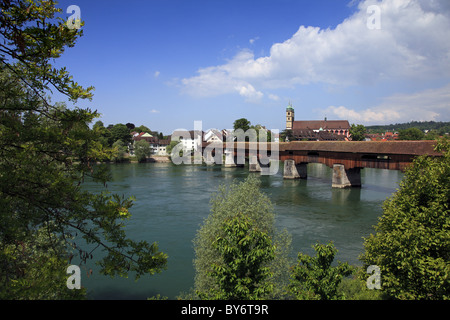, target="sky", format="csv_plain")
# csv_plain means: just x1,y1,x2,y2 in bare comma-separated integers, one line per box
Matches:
53,0,450,135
